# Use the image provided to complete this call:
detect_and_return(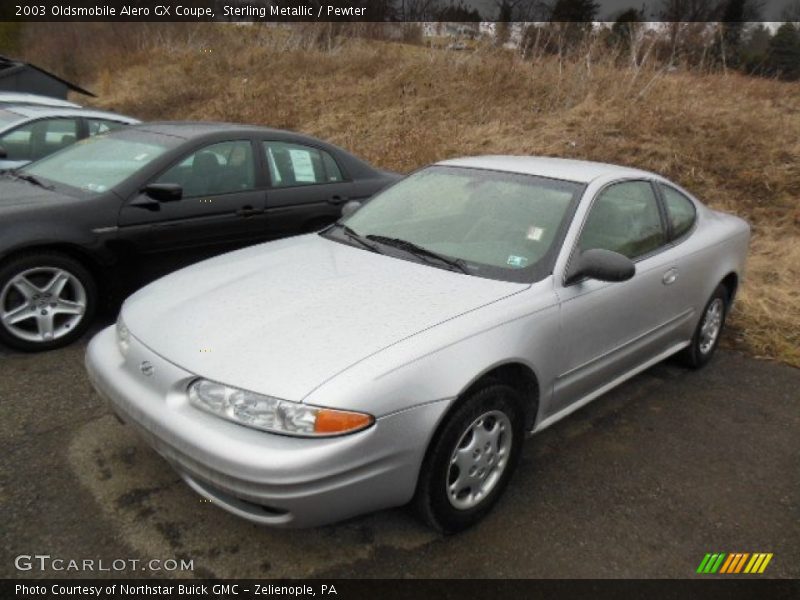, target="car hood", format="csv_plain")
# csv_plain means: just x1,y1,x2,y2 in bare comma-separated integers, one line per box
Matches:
123,234,528,402
0,177,65,208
